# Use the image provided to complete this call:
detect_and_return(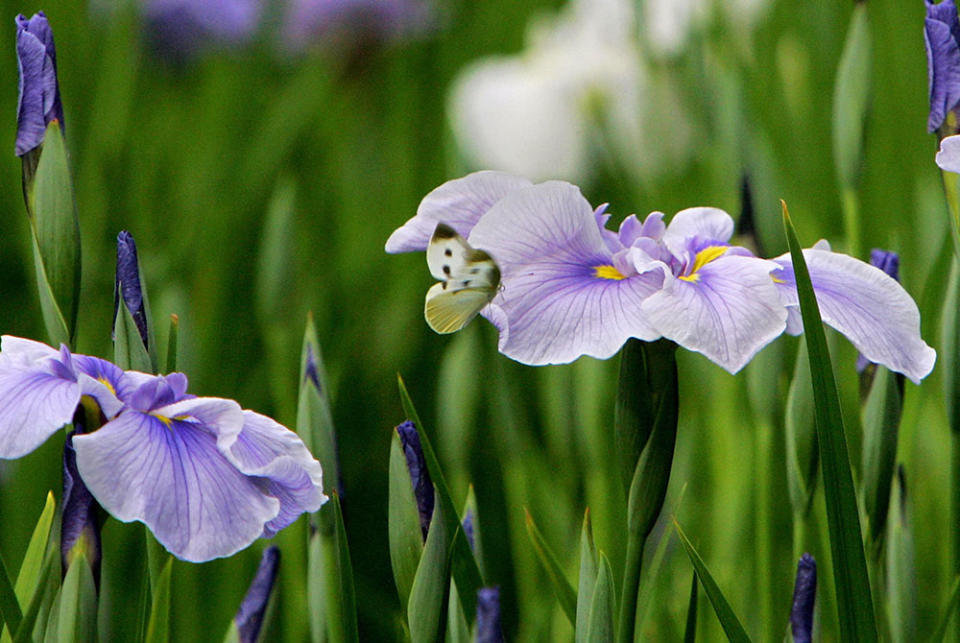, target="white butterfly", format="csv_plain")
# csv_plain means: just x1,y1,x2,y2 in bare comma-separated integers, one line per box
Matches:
424,223,501,334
